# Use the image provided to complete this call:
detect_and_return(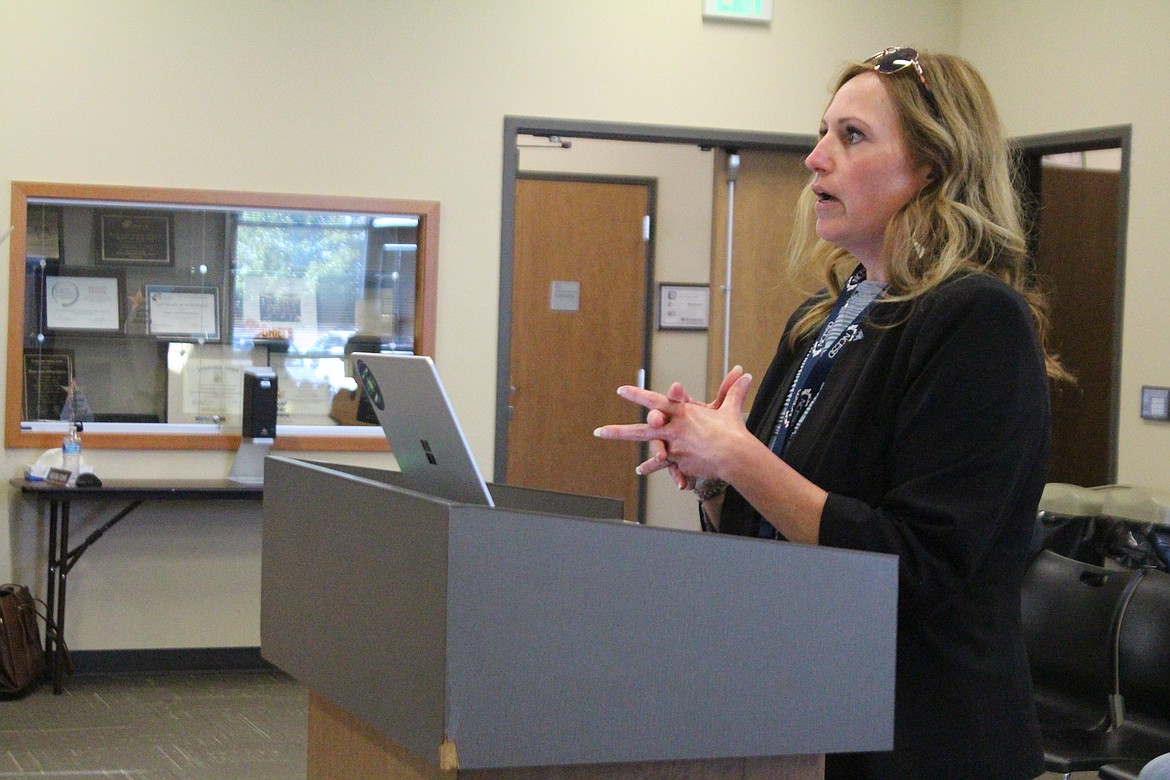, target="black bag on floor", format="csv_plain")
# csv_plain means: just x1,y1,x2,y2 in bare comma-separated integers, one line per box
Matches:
0,584,48,698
